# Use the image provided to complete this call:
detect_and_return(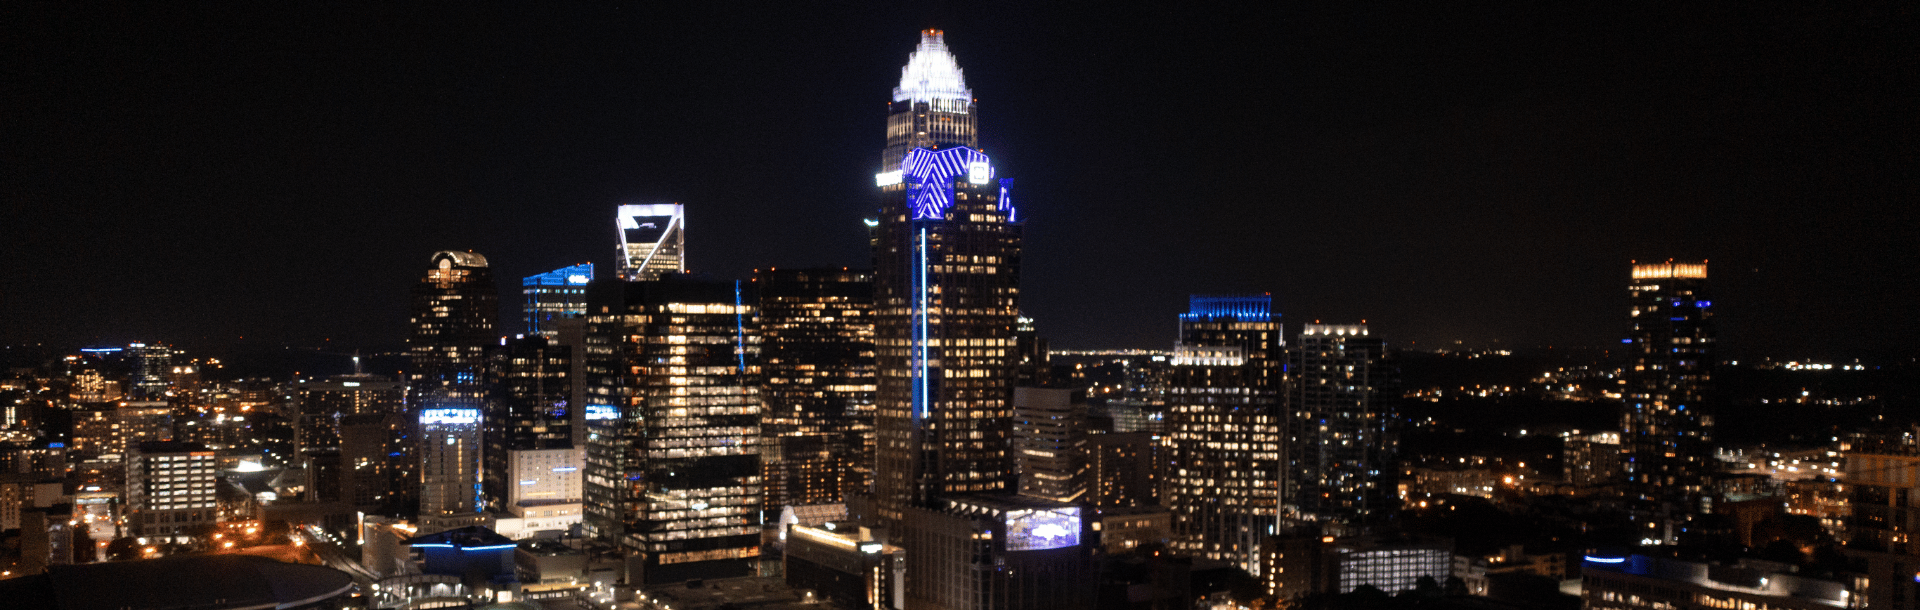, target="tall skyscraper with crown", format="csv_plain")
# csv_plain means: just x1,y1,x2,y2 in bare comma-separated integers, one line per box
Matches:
870,31,1022,526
